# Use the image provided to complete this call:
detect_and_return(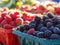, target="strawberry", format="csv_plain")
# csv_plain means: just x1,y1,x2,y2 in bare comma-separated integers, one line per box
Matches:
9,21,16,27
4,15,12,22
15,18,23,25
3,24,14,29
27,28,35,35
